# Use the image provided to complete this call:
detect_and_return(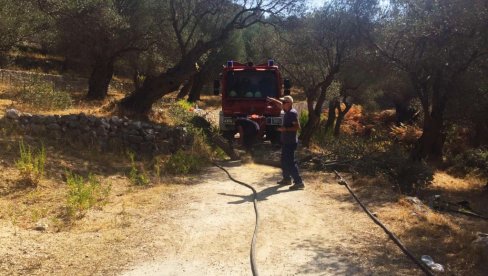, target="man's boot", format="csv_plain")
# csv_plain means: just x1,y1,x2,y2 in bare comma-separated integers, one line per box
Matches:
277,178,292,185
